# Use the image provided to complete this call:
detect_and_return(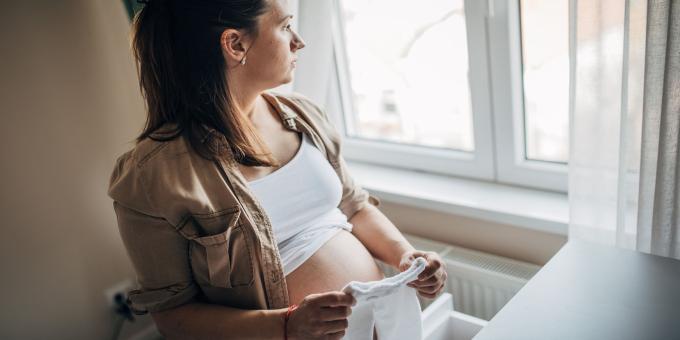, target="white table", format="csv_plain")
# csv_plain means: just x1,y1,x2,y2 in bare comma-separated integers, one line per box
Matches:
473,240,680,340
